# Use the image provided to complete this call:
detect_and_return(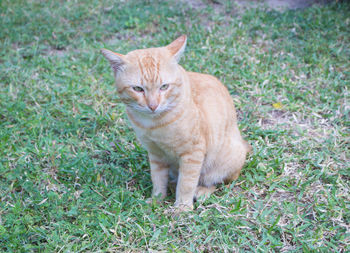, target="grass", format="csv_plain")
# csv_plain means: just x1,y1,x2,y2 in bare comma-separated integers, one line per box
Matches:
0,0,349,251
